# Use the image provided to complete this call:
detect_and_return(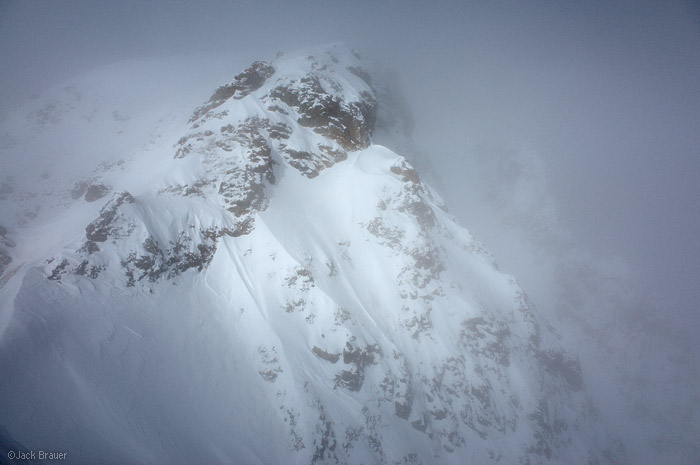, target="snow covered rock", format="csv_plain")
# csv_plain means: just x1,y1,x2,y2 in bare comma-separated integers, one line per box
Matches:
0,45,621,464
